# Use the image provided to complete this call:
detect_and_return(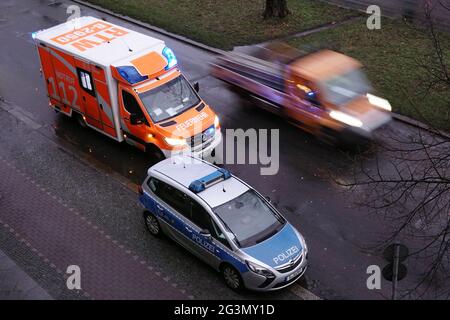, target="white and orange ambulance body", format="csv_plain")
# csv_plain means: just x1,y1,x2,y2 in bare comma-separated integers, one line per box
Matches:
33,16,221,158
